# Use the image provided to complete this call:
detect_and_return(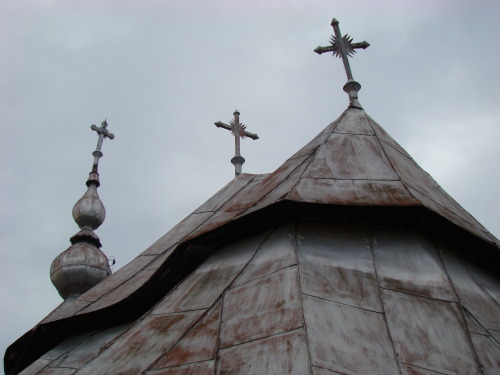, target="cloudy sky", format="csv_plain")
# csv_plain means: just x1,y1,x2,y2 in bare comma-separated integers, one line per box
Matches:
1,0,499,369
